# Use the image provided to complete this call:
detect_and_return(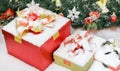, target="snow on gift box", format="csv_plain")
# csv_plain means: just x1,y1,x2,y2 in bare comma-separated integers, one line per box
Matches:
2,1,71,71
53,30,94,71
89,39,120,71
